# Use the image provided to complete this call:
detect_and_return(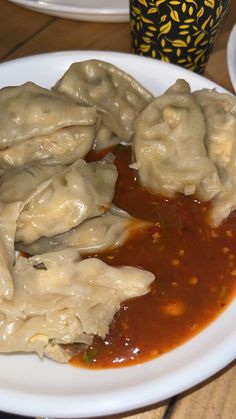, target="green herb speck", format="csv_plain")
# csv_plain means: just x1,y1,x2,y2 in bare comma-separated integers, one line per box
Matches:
82,348,97,366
